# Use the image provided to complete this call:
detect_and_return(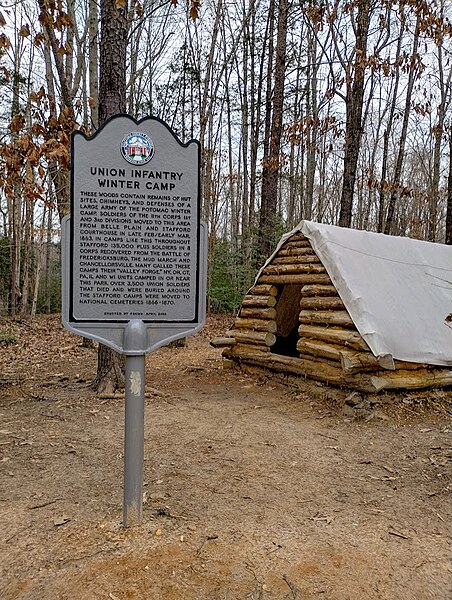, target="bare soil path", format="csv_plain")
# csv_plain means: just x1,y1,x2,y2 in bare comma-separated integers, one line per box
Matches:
1,315,451,599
